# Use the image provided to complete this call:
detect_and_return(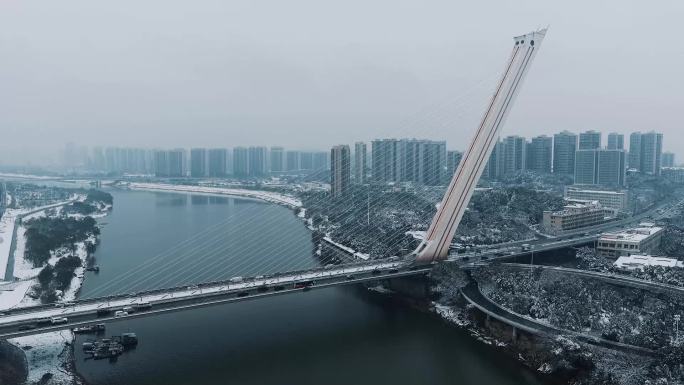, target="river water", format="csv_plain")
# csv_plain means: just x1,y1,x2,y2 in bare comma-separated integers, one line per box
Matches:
74,188,551,385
